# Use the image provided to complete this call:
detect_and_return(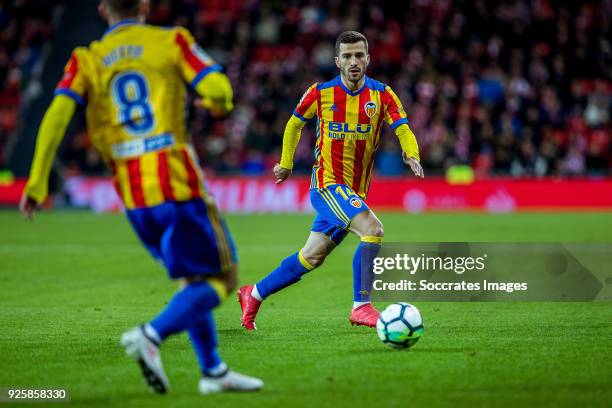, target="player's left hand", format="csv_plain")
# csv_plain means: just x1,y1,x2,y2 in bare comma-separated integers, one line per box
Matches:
273,163,292,184
402,152,424,178
19,193,40,221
